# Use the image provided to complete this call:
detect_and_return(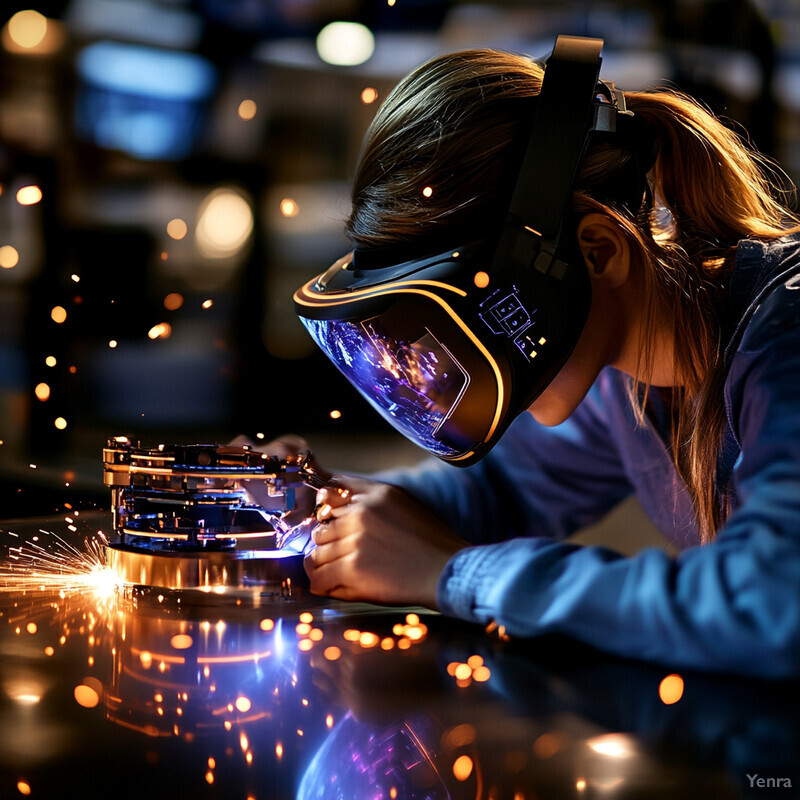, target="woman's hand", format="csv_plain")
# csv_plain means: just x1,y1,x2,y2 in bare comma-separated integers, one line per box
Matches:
304,478,468,608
